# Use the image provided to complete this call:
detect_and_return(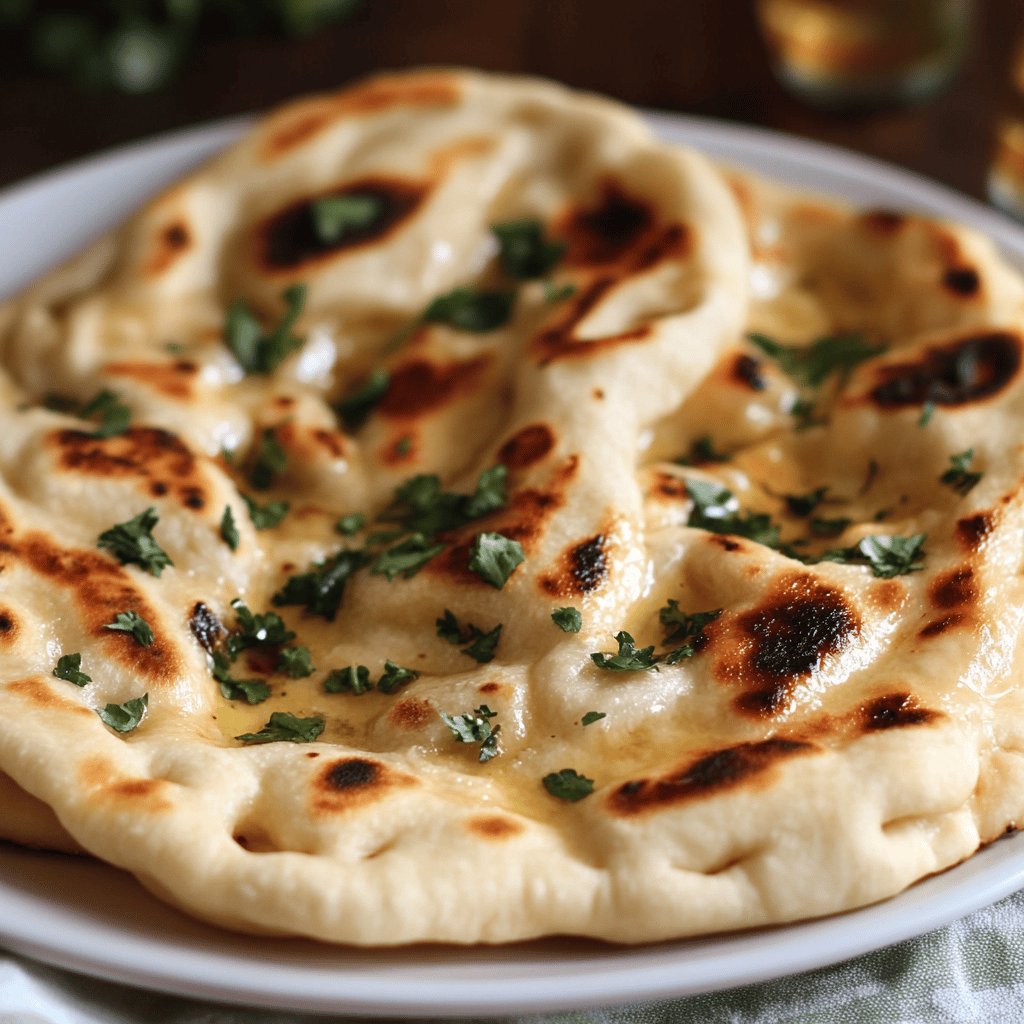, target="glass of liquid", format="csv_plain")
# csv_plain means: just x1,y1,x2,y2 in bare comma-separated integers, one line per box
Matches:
755,0,973,110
